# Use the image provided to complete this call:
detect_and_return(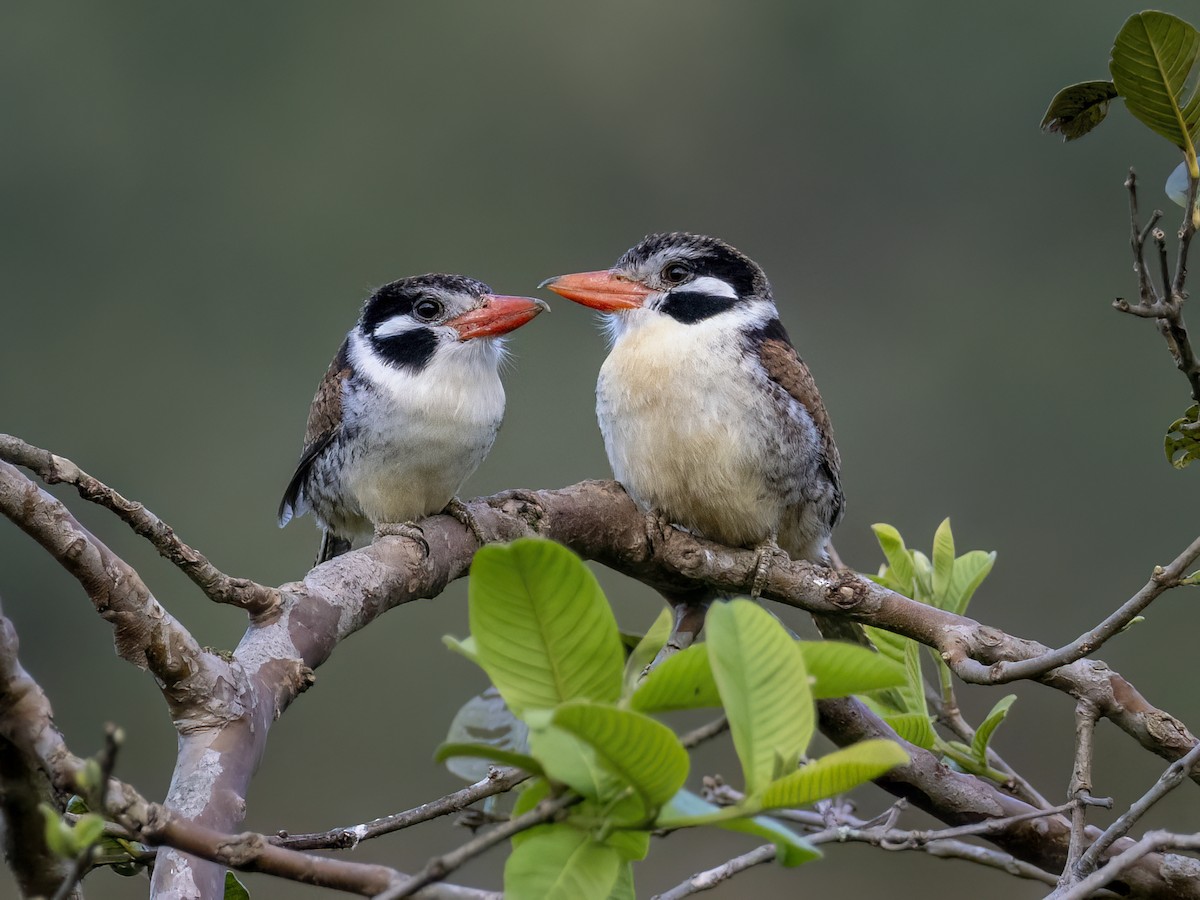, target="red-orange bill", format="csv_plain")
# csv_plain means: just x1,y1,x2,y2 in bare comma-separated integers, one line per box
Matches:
449,295,548,340
540,271,651,311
